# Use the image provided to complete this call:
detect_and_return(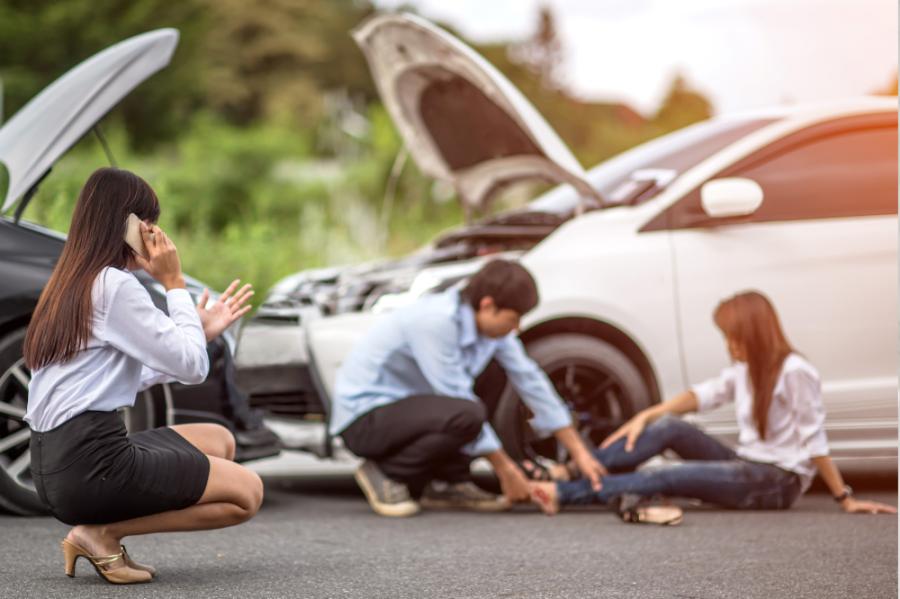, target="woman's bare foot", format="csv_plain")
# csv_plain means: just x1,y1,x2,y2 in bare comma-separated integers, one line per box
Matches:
66,525,122,561
529,482,560,515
